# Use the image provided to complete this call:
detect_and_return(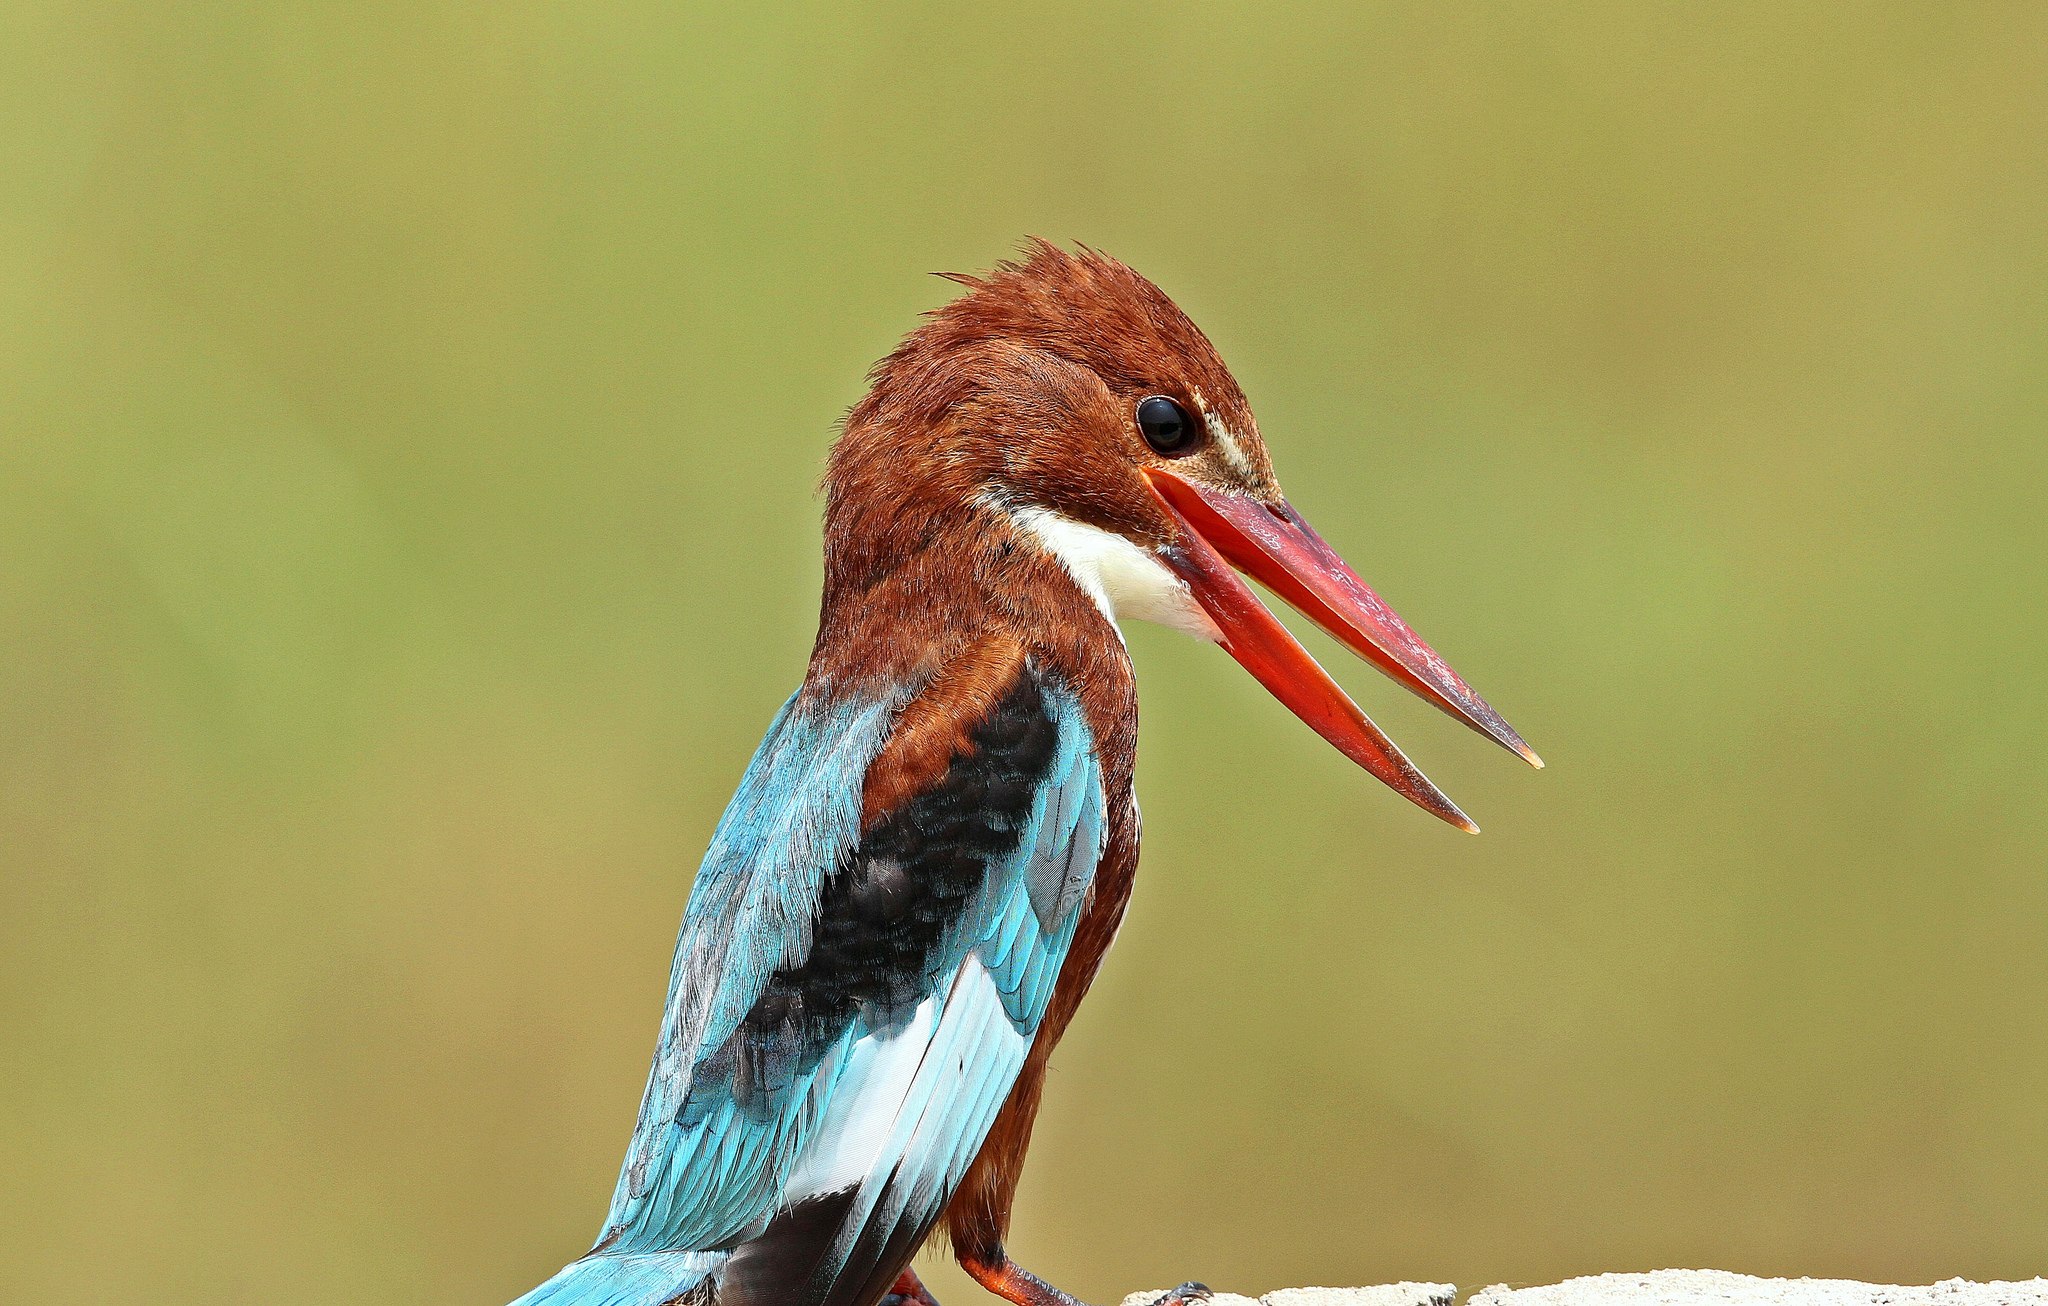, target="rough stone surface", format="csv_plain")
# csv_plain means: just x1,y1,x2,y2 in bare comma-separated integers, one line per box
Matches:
1118,1285,1454,1306
1468,1272,2048,1306
1119,1273,2048,1306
